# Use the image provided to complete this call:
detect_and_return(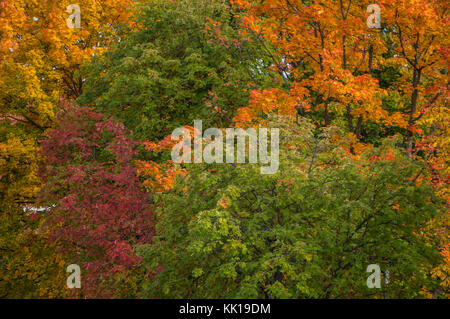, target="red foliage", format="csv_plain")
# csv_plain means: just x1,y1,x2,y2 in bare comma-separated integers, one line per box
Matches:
38,101,155,297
